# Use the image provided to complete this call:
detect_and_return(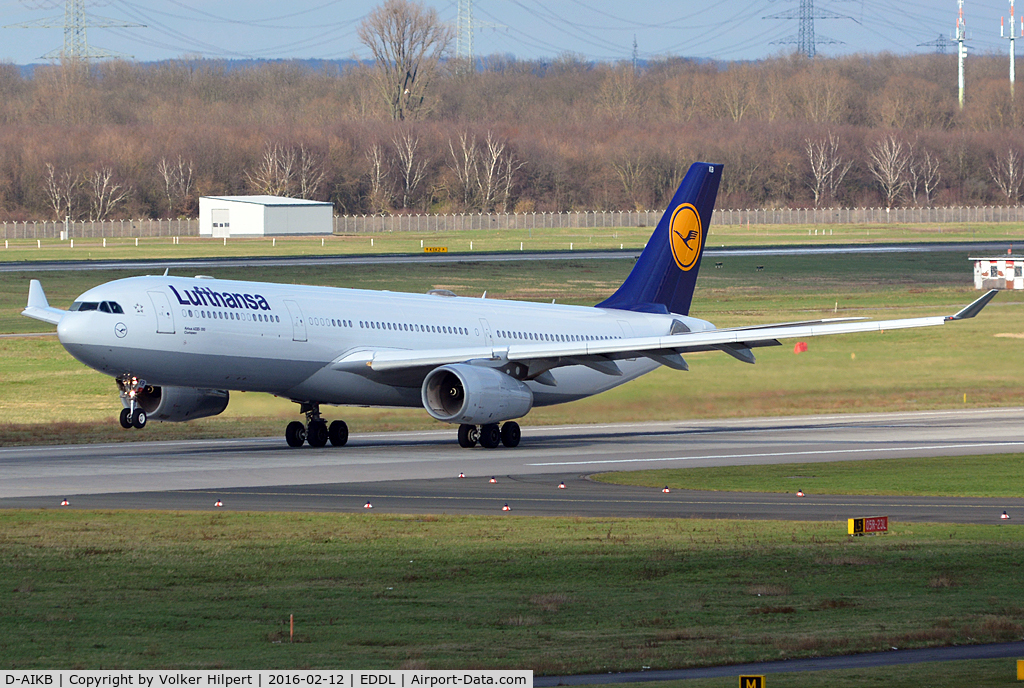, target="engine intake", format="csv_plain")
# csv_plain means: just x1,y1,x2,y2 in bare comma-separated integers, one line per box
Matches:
124,385,229,422
421,364,533,425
